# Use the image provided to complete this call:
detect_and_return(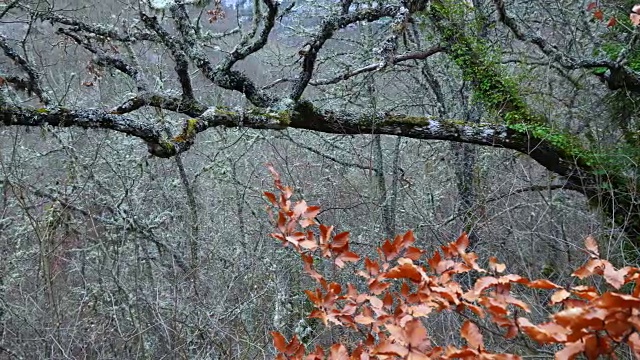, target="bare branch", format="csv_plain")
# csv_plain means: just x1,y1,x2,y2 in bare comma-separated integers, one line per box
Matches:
169,3,276,106
0,34,51,104
289,4,404,100
262,47,444,89
140,12,194,100
492,0,640,92
222,0,279,70
56,28,148,91
0,101,591,184
313,47,445,86
35,8,157,43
